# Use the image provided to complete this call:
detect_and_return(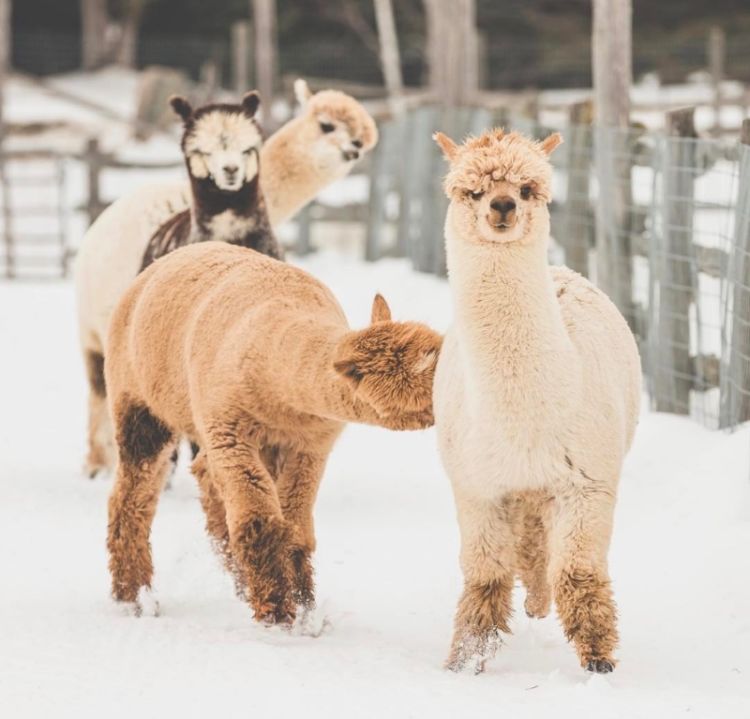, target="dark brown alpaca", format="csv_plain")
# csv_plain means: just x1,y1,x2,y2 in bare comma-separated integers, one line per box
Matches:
140,92,281,271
